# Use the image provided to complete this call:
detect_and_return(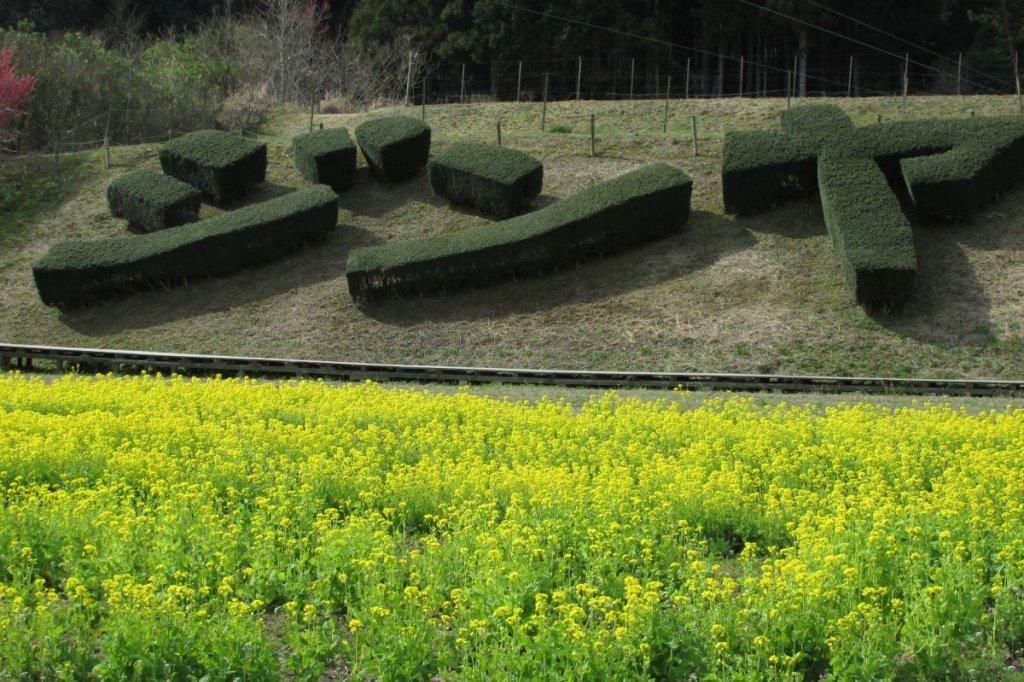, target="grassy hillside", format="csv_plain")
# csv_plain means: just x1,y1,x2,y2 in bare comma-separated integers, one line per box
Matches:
3,96,1024,378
